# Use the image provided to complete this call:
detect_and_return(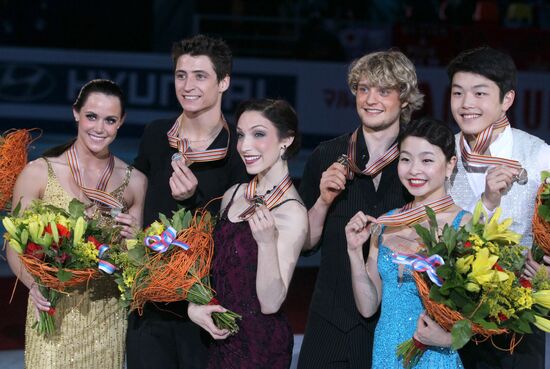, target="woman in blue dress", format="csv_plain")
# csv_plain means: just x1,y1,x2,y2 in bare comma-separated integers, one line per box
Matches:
345,117,467,369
